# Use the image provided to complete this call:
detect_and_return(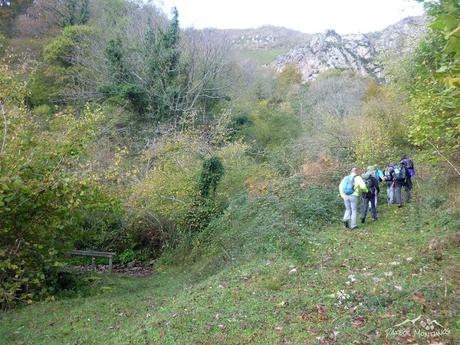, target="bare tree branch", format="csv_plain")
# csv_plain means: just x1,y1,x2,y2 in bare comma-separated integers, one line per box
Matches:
0,102,7,156
428,141,460,176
